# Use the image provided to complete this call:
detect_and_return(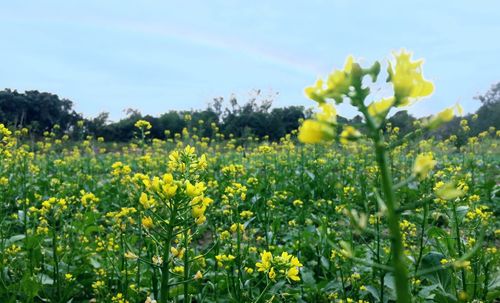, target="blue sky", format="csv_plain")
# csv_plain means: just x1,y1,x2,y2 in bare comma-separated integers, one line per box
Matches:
1,1,499,121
